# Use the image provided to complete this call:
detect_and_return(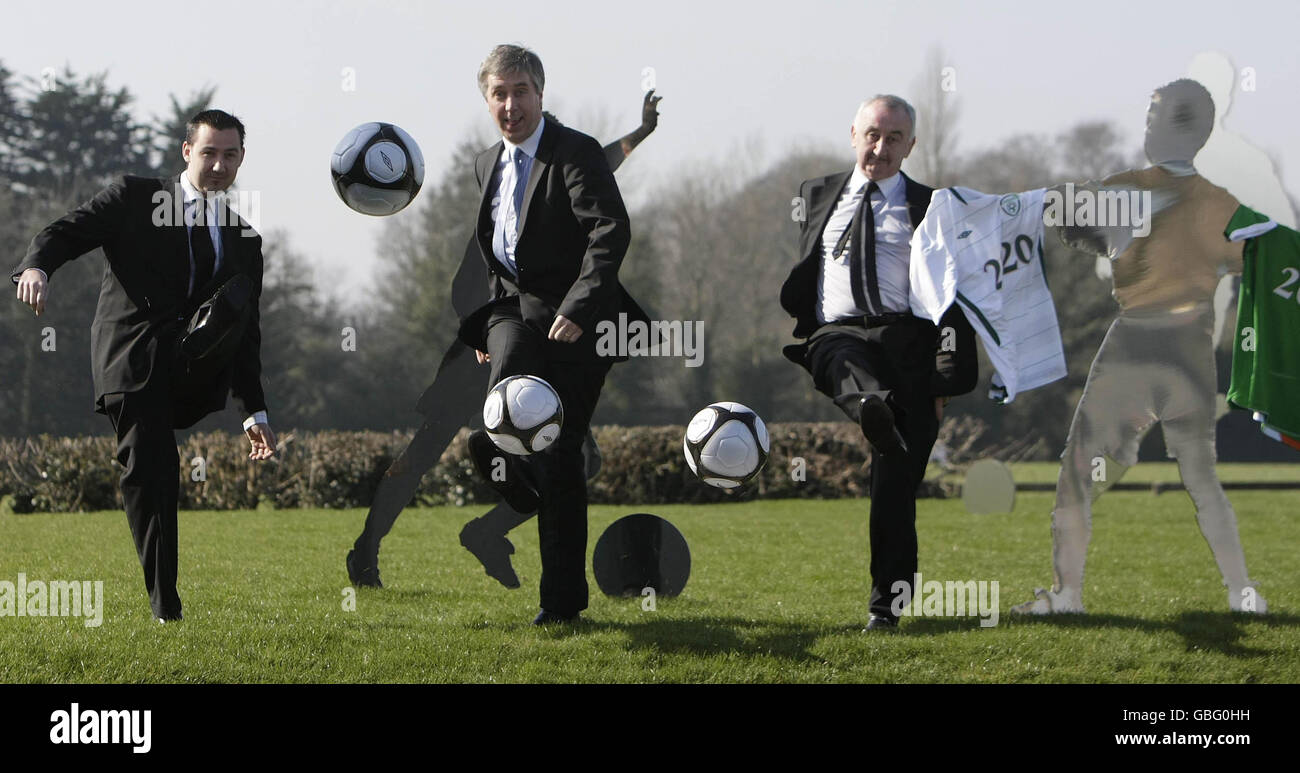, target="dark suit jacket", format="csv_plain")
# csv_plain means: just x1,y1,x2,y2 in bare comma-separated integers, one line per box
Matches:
779,169,978,397
10,175,267,426
457,120,646,362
